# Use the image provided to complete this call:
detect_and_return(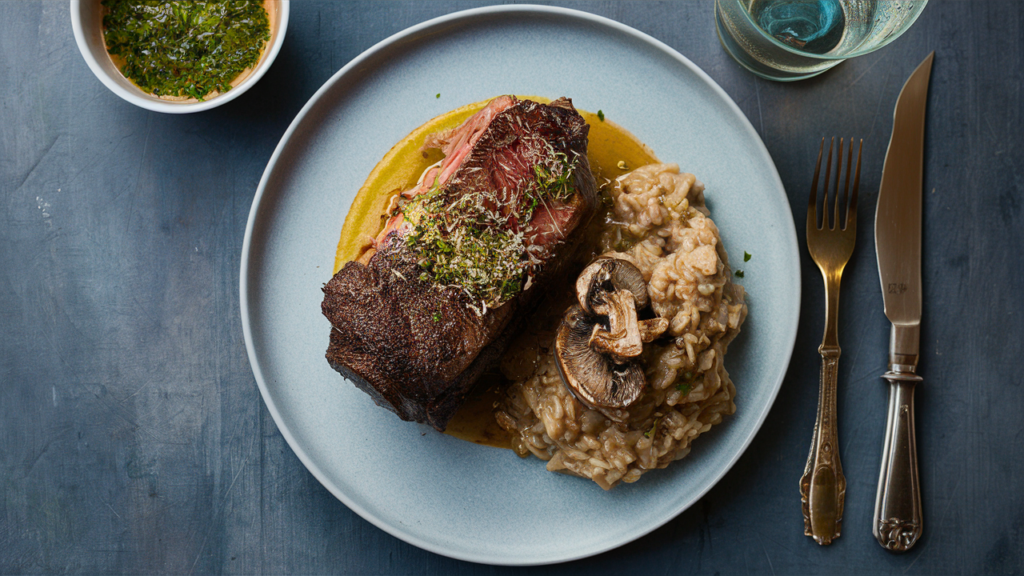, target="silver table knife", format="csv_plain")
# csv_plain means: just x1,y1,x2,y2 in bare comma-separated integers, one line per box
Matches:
873,51,934,553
